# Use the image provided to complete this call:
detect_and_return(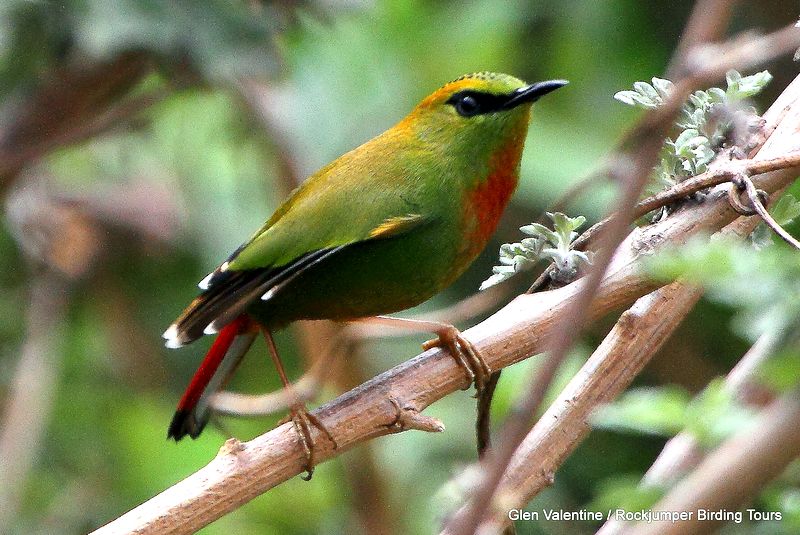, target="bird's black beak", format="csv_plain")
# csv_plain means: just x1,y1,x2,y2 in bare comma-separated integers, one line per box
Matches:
503,79,569,109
